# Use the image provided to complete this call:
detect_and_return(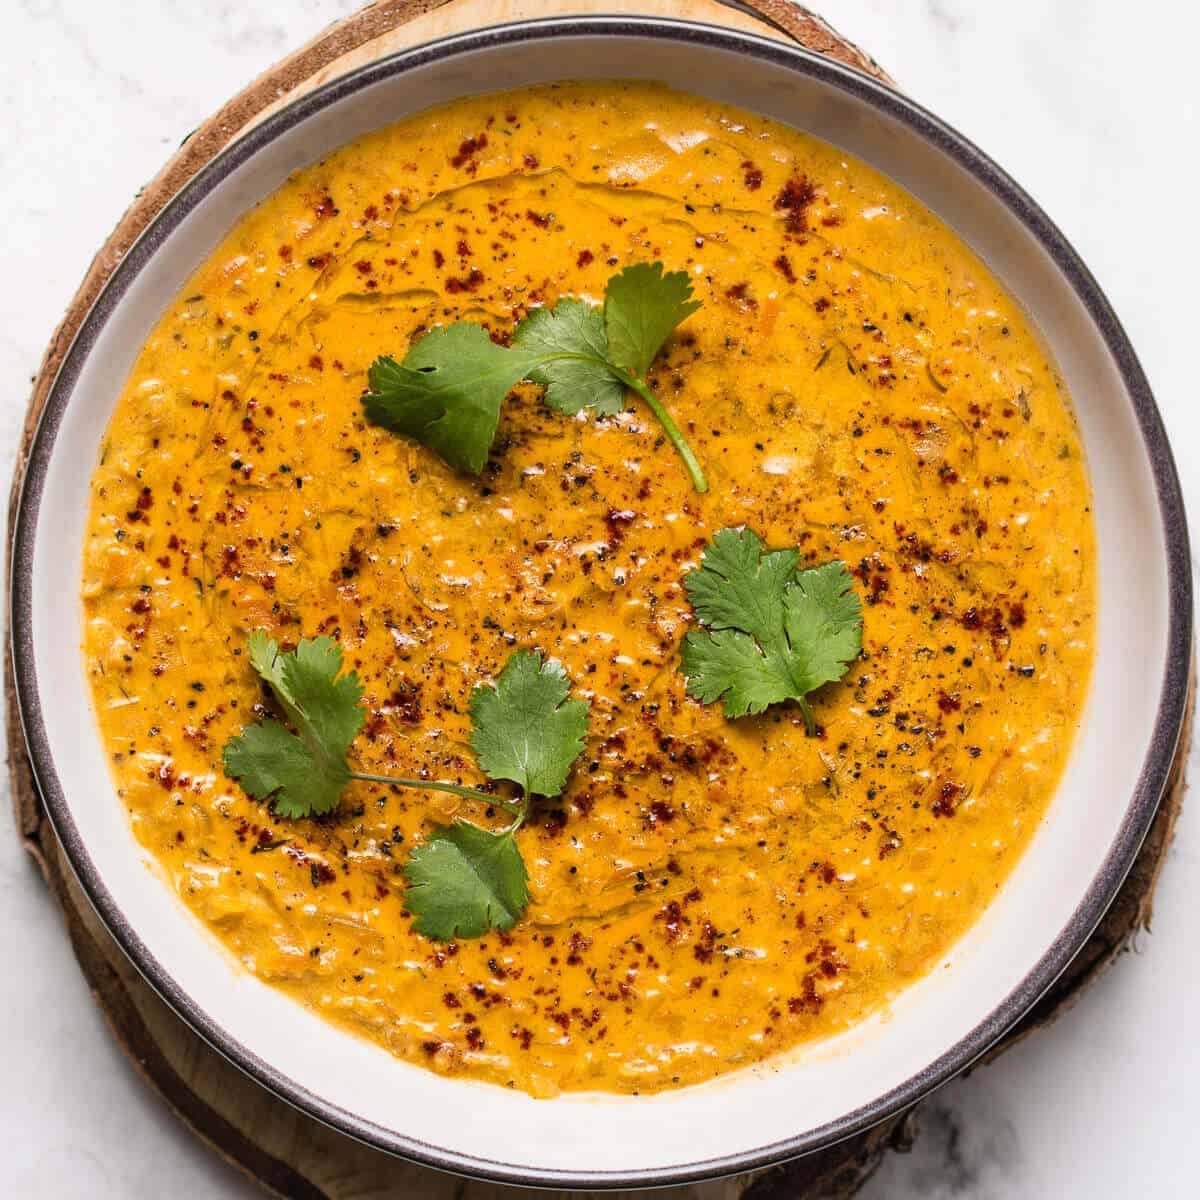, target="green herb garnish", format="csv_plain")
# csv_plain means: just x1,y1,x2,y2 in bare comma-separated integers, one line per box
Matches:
467,645,590,797
223,636,588,940
362,326,530,476
679,528,863,733
222,632,364,819
402,822,529,940
406,650,588,939
363,261,707,491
